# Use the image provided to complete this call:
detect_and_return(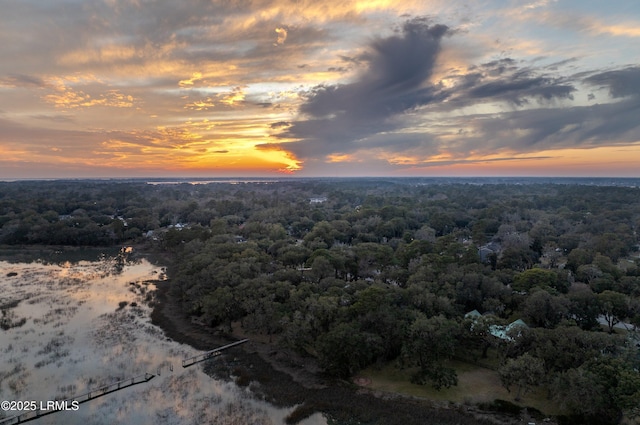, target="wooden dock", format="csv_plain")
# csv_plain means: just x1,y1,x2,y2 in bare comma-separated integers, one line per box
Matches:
0,339,250,423
181,339,249,368
0,373,155,425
